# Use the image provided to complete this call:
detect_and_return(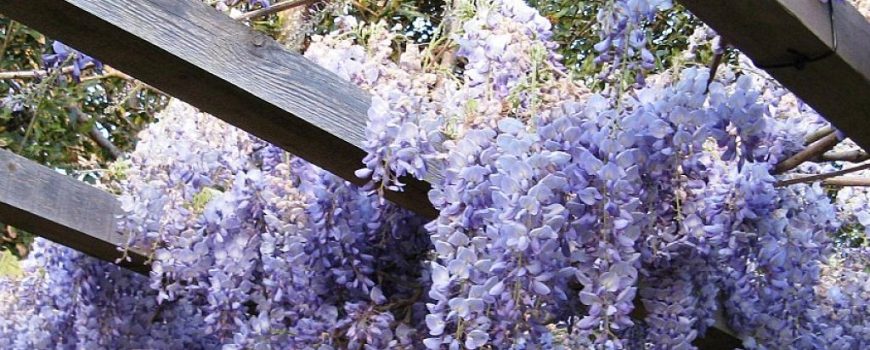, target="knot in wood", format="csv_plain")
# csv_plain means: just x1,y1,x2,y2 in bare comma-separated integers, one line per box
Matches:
253,34,267,47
